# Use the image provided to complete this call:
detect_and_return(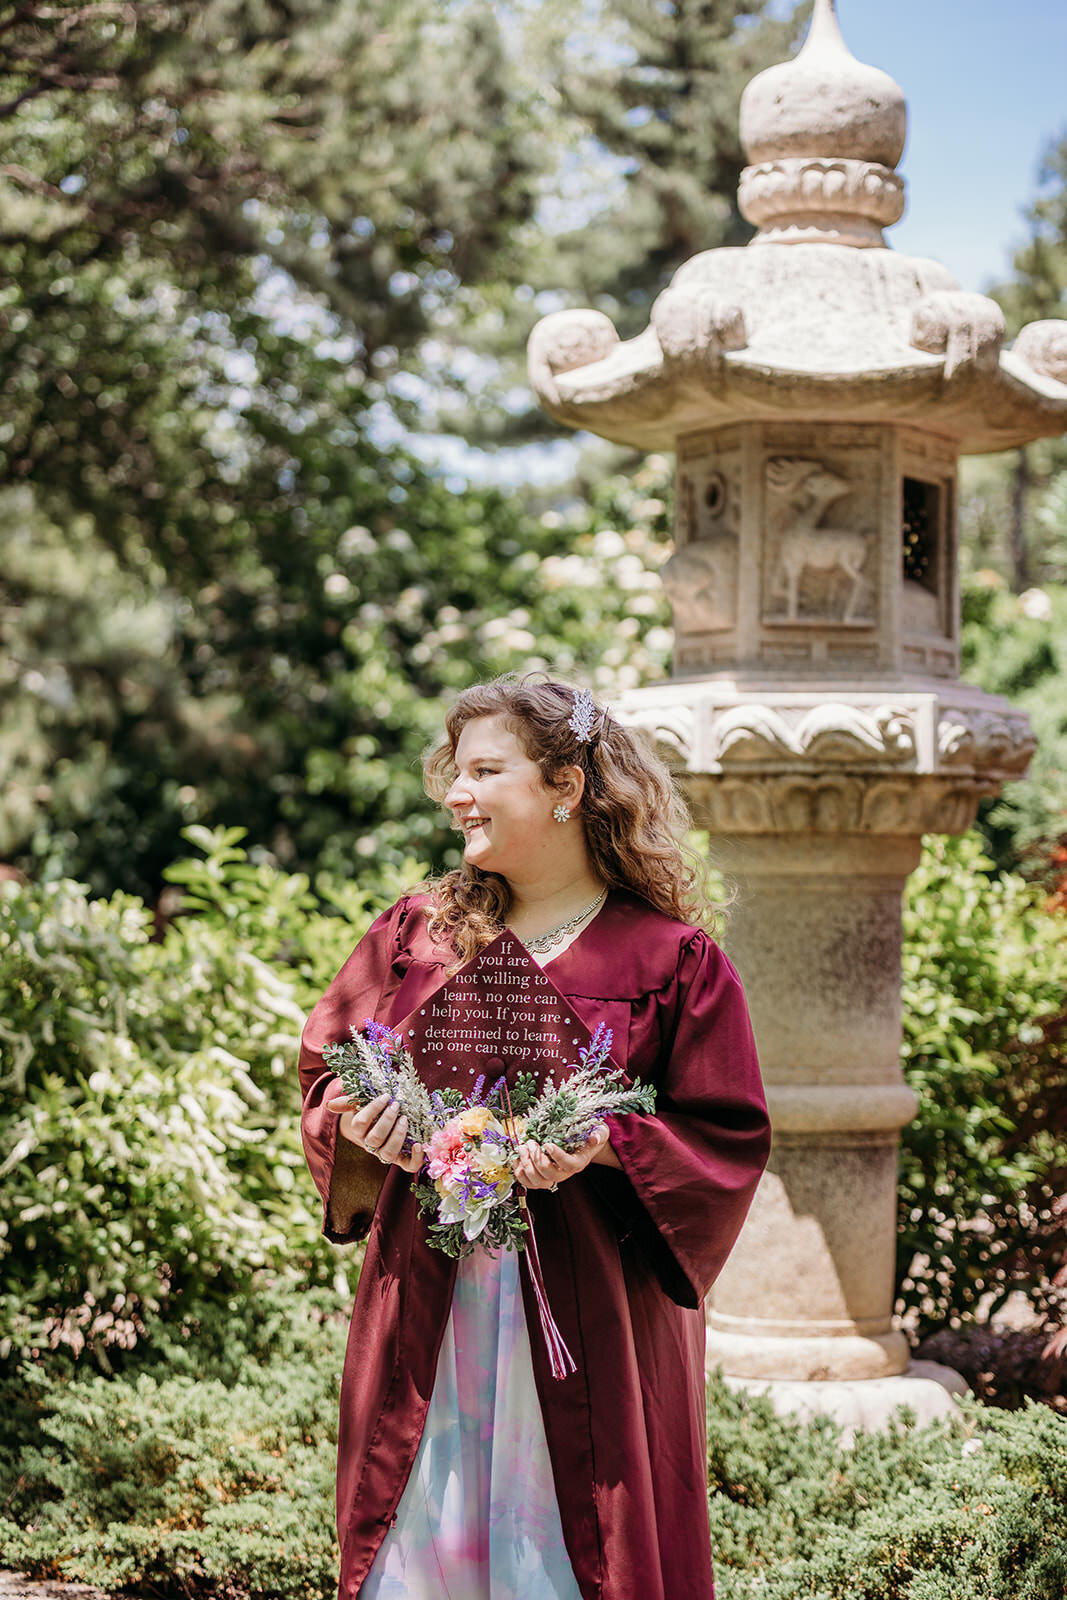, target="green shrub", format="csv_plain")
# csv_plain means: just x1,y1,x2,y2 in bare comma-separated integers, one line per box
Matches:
0,828,417,1367
0,1287,345,1599
4,1311,1067,1600
706,1375,1067,1599
159,824,425,1014
897,833,1067,1338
